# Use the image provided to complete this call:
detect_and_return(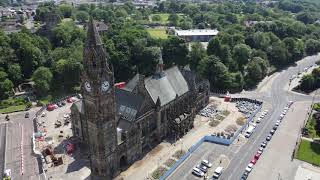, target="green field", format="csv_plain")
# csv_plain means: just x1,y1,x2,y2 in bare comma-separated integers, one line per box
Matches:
296,139,320,166
0,105,26,114
147,28,168,39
